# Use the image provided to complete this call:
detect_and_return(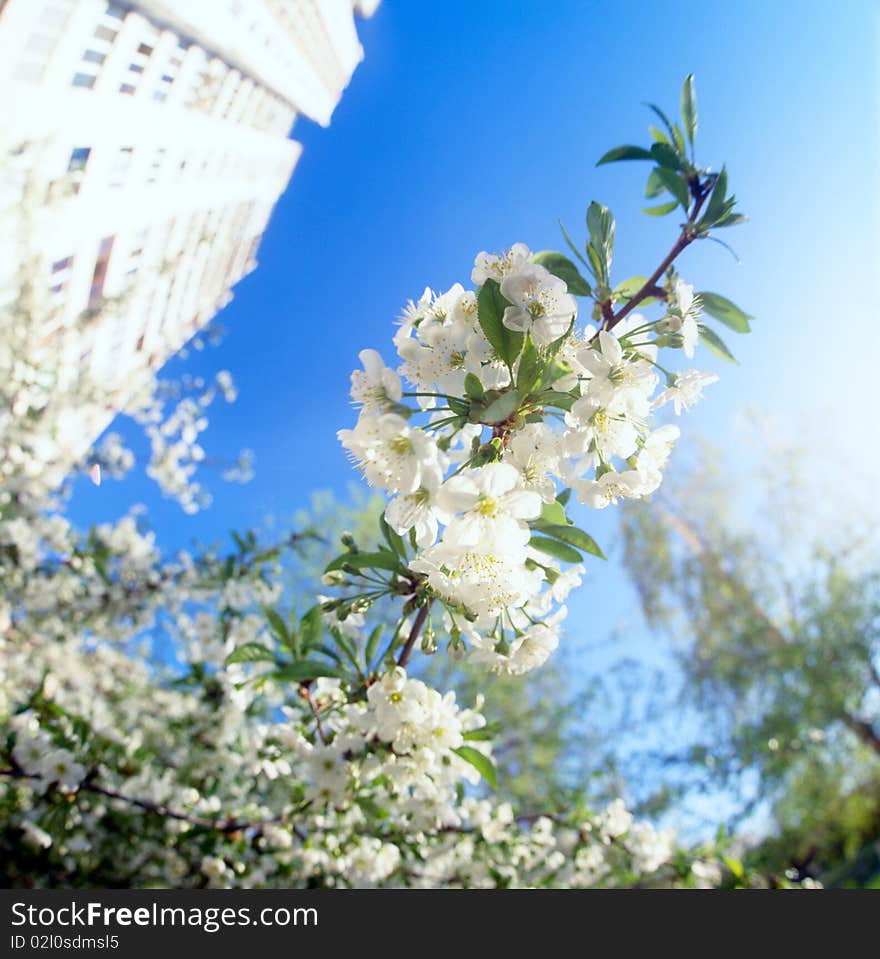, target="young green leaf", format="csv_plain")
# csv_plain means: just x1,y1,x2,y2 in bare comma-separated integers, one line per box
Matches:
481,389,521,424
538,500,568,527
681,74,697,149
596,144,654,166
299,605,324,652
516,337,542,396
477,279,523,368
462,722,501,742
225,643,276,666
379,513,408,559
613,276,649,302
539,524,606,559
464,372,484,400
532,251,592,296
586,202,615,281
644,101,676,140
558,218,591,269
530,535,583,564
365,625,383,670
452,746,498,789
655,167,690,212
699,326,738,363
649,141,682,171
324,550,401,574
697,292,752,333
539,390,575,411
264,607,291,646
701,167,729,226
645,168,666,198
642,200,679,217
